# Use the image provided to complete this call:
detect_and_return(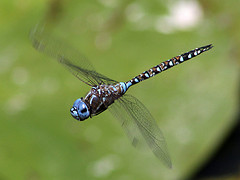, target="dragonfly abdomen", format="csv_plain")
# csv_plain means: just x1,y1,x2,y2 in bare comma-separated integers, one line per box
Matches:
125,44,213,88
